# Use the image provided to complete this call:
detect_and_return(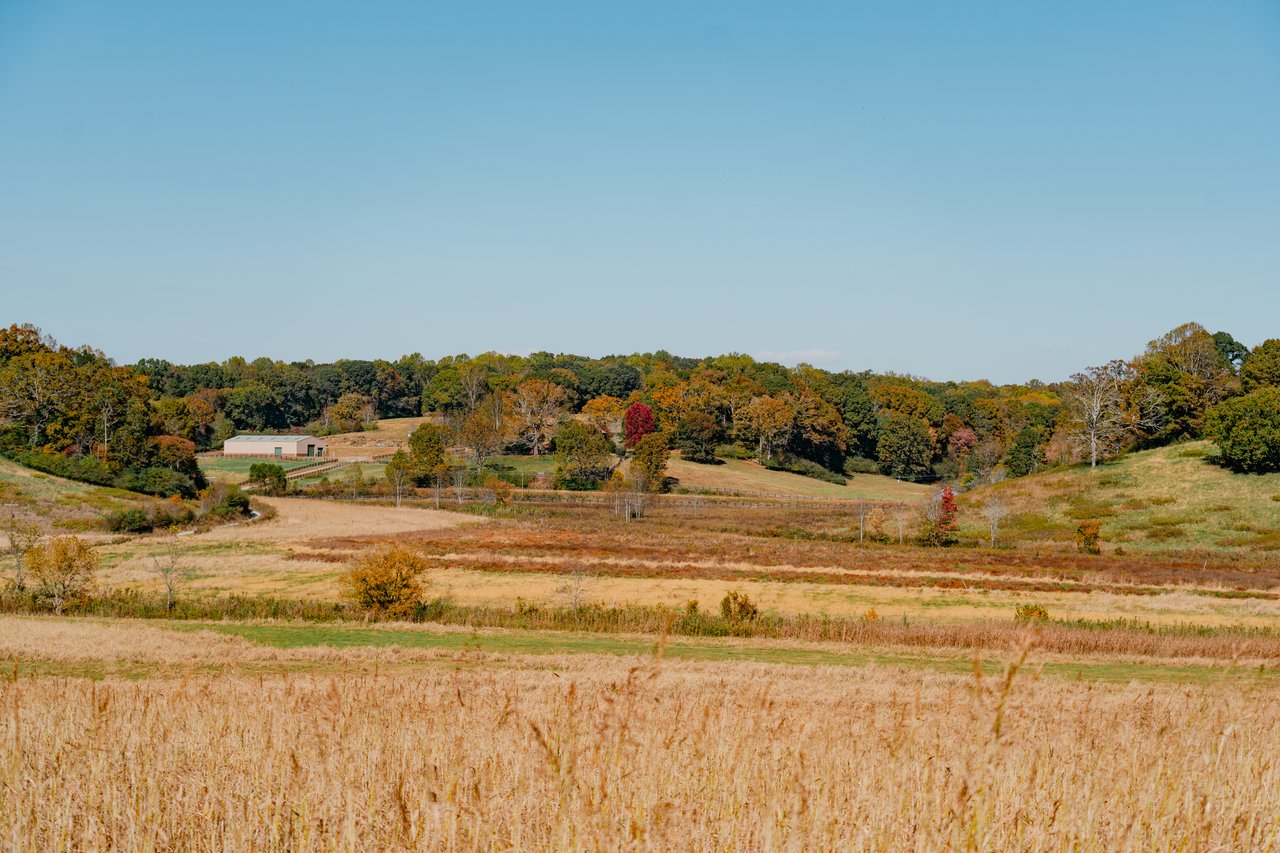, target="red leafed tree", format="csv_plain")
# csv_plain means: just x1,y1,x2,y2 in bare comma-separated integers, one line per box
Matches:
938,486,958,532
623,403,656,449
